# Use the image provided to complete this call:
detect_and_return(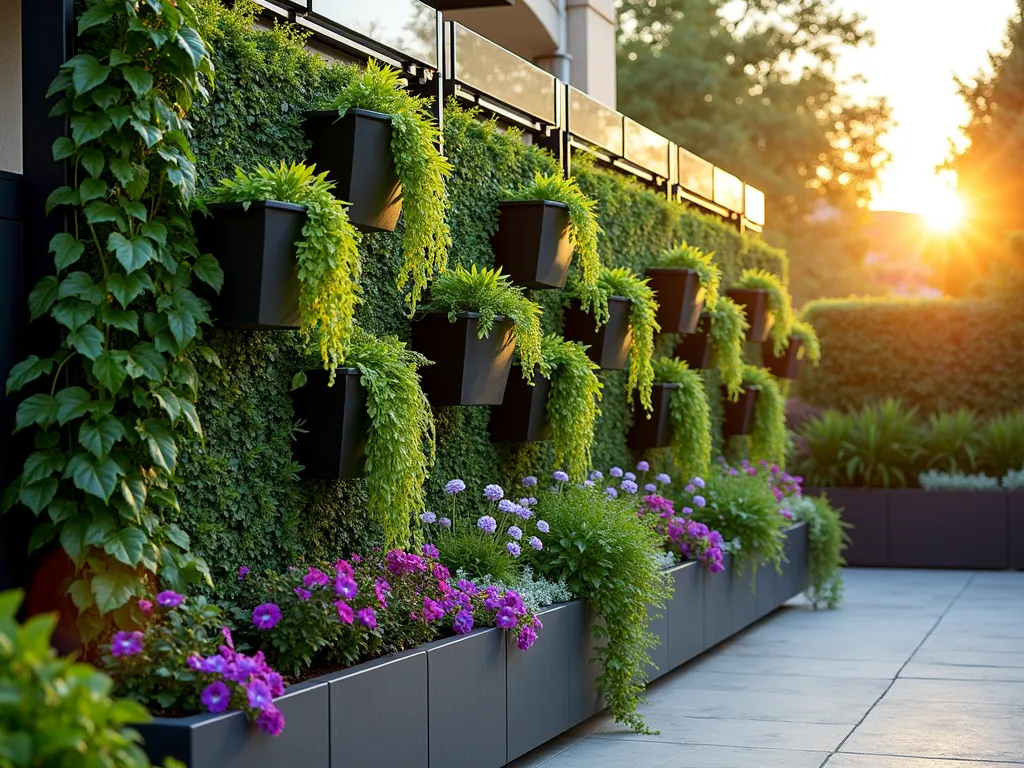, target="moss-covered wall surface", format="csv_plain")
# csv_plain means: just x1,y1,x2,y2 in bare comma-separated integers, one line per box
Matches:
177,1,789,594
